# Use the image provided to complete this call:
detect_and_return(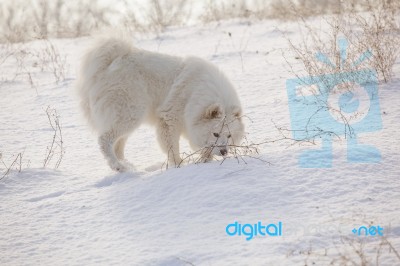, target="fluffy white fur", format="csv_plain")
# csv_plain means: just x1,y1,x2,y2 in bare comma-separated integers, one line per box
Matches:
76,37,245,171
